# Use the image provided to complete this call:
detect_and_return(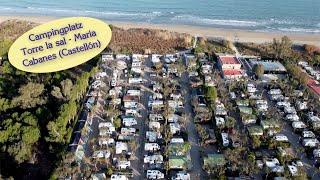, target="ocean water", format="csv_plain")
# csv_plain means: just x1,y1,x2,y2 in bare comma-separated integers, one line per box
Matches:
0,0,319,34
